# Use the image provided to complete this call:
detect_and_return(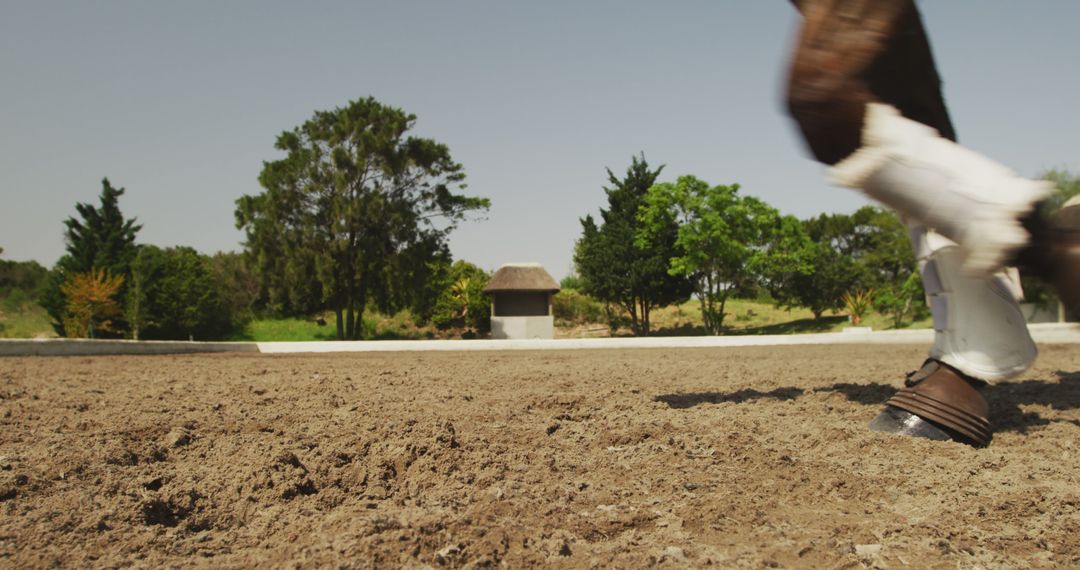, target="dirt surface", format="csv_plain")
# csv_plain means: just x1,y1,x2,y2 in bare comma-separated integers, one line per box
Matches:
1,344,1079,568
